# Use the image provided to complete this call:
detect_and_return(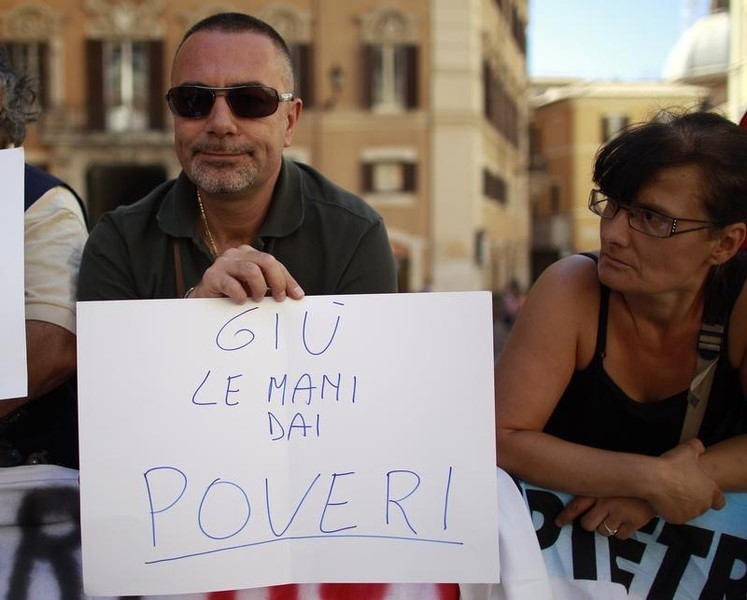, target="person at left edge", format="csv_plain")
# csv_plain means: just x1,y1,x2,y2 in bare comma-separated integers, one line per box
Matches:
0,46,88,468
77,12,398,303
